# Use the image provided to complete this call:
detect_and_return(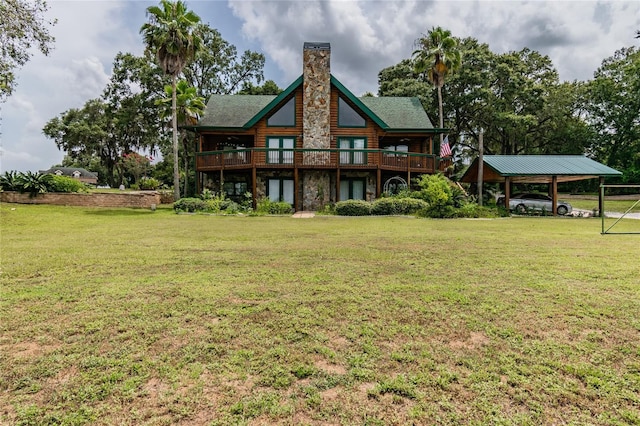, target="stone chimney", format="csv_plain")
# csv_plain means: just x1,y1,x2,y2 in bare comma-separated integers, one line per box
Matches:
302,42,331,150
